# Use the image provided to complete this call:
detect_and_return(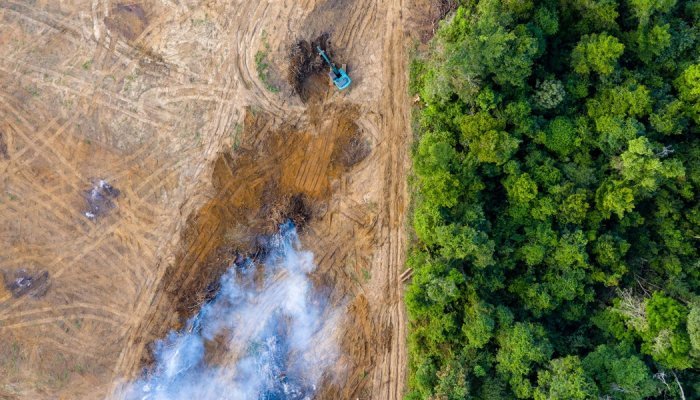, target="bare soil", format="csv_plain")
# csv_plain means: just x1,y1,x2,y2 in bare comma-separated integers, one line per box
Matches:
0,0,425,398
